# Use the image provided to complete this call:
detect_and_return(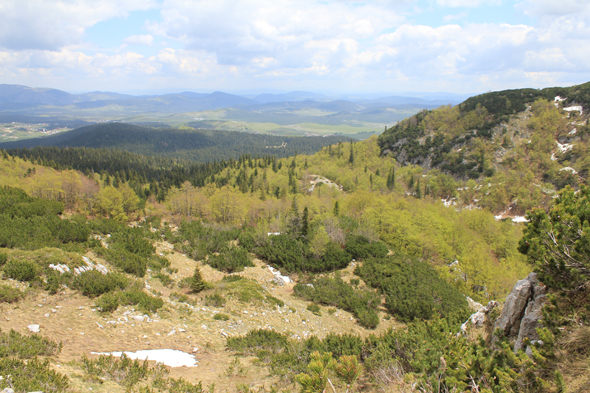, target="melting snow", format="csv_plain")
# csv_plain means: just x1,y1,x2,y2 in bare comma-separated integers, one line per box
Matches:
91,349,198,367
268,265,291,284
554,96,566,102
563,106,583,115
556,141,574,153
560,167,578,174
511,216,528,223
